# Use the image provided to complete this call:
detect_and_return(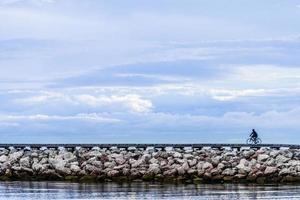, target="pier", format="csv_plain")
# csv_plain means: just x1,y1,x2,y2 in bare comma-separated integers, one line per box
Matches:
0,143,298,150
